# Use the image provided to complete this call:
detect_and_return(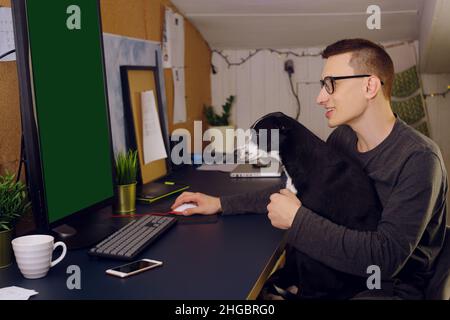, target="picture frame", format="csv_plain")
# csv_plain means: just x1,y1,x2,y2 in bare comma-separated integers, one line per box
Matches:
120,65,171,185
